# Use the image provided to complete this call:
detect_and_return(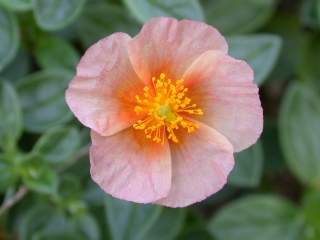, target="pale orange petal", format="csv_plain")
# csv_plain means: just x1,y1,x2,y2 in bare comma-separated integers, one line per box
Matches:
183,50,263,152
66,33,145,136
90,128,171,203
128,17,228,84
155,121,234,207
